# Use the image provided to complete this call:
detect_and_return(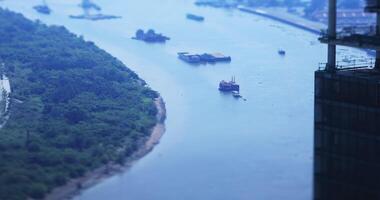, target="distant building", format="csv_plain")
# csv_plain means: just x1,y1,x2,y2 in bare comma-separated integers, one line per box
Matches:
311,9,375,28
